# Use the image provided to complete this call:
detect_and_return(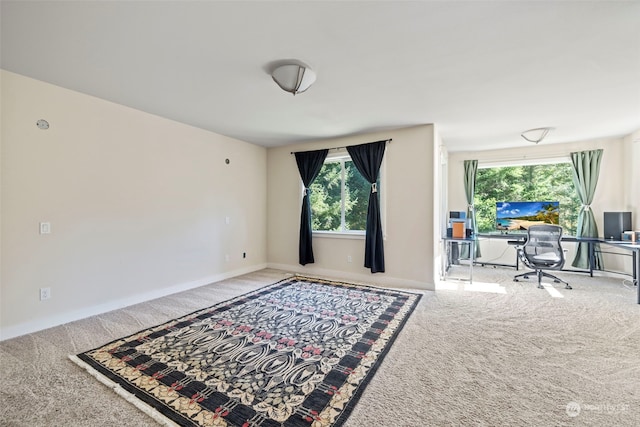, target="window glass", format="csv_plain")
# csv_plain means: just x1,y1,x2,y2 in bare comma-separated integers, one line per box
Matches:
474,162,580,235
310,156,381,233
